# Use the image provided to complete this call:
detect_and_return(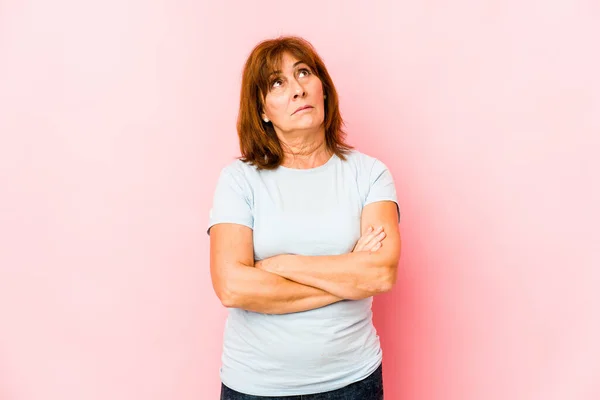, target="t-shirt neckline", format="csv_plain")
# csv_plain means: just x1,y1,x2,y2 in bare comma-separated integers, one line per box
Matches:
277,153,338,173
